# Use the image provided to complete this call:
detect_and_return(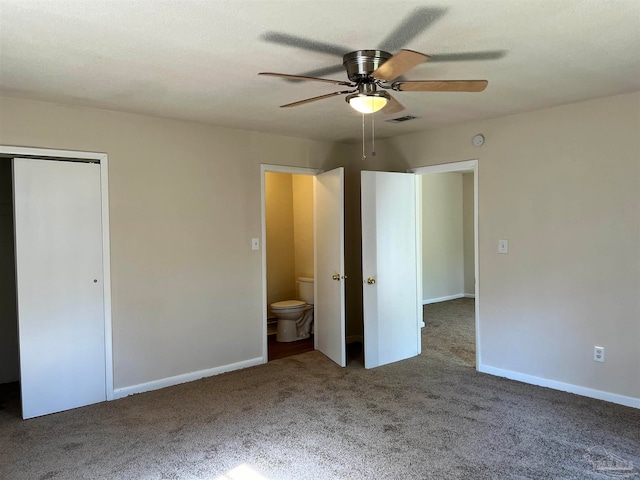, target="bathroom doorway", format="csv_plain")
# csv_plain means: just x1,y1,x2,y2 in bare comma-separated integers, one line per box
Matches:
261,165,321,362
